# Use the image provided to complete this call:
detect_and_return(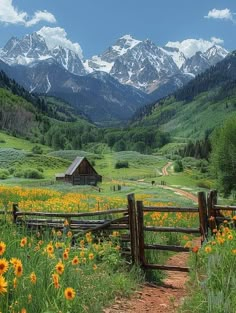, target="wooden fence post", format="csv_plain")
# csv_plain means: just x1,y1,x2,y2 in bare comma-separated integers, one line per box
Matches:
207,190,218,233
198,192,208,244
12,203,18,224
127,193,139,265
137,200,145,266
